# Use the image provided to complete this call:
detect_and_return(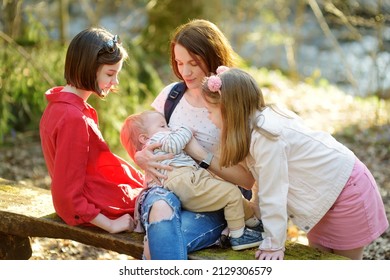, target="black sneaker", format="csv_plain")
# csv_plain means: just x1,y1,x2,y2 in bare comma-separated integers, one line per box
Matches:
217,234,231,249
